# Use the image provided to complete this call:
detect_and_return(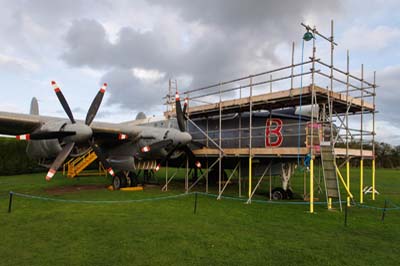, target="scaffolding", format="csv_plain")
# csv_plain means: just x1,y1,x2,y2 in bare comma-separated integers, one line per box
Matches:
163,21,378,211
